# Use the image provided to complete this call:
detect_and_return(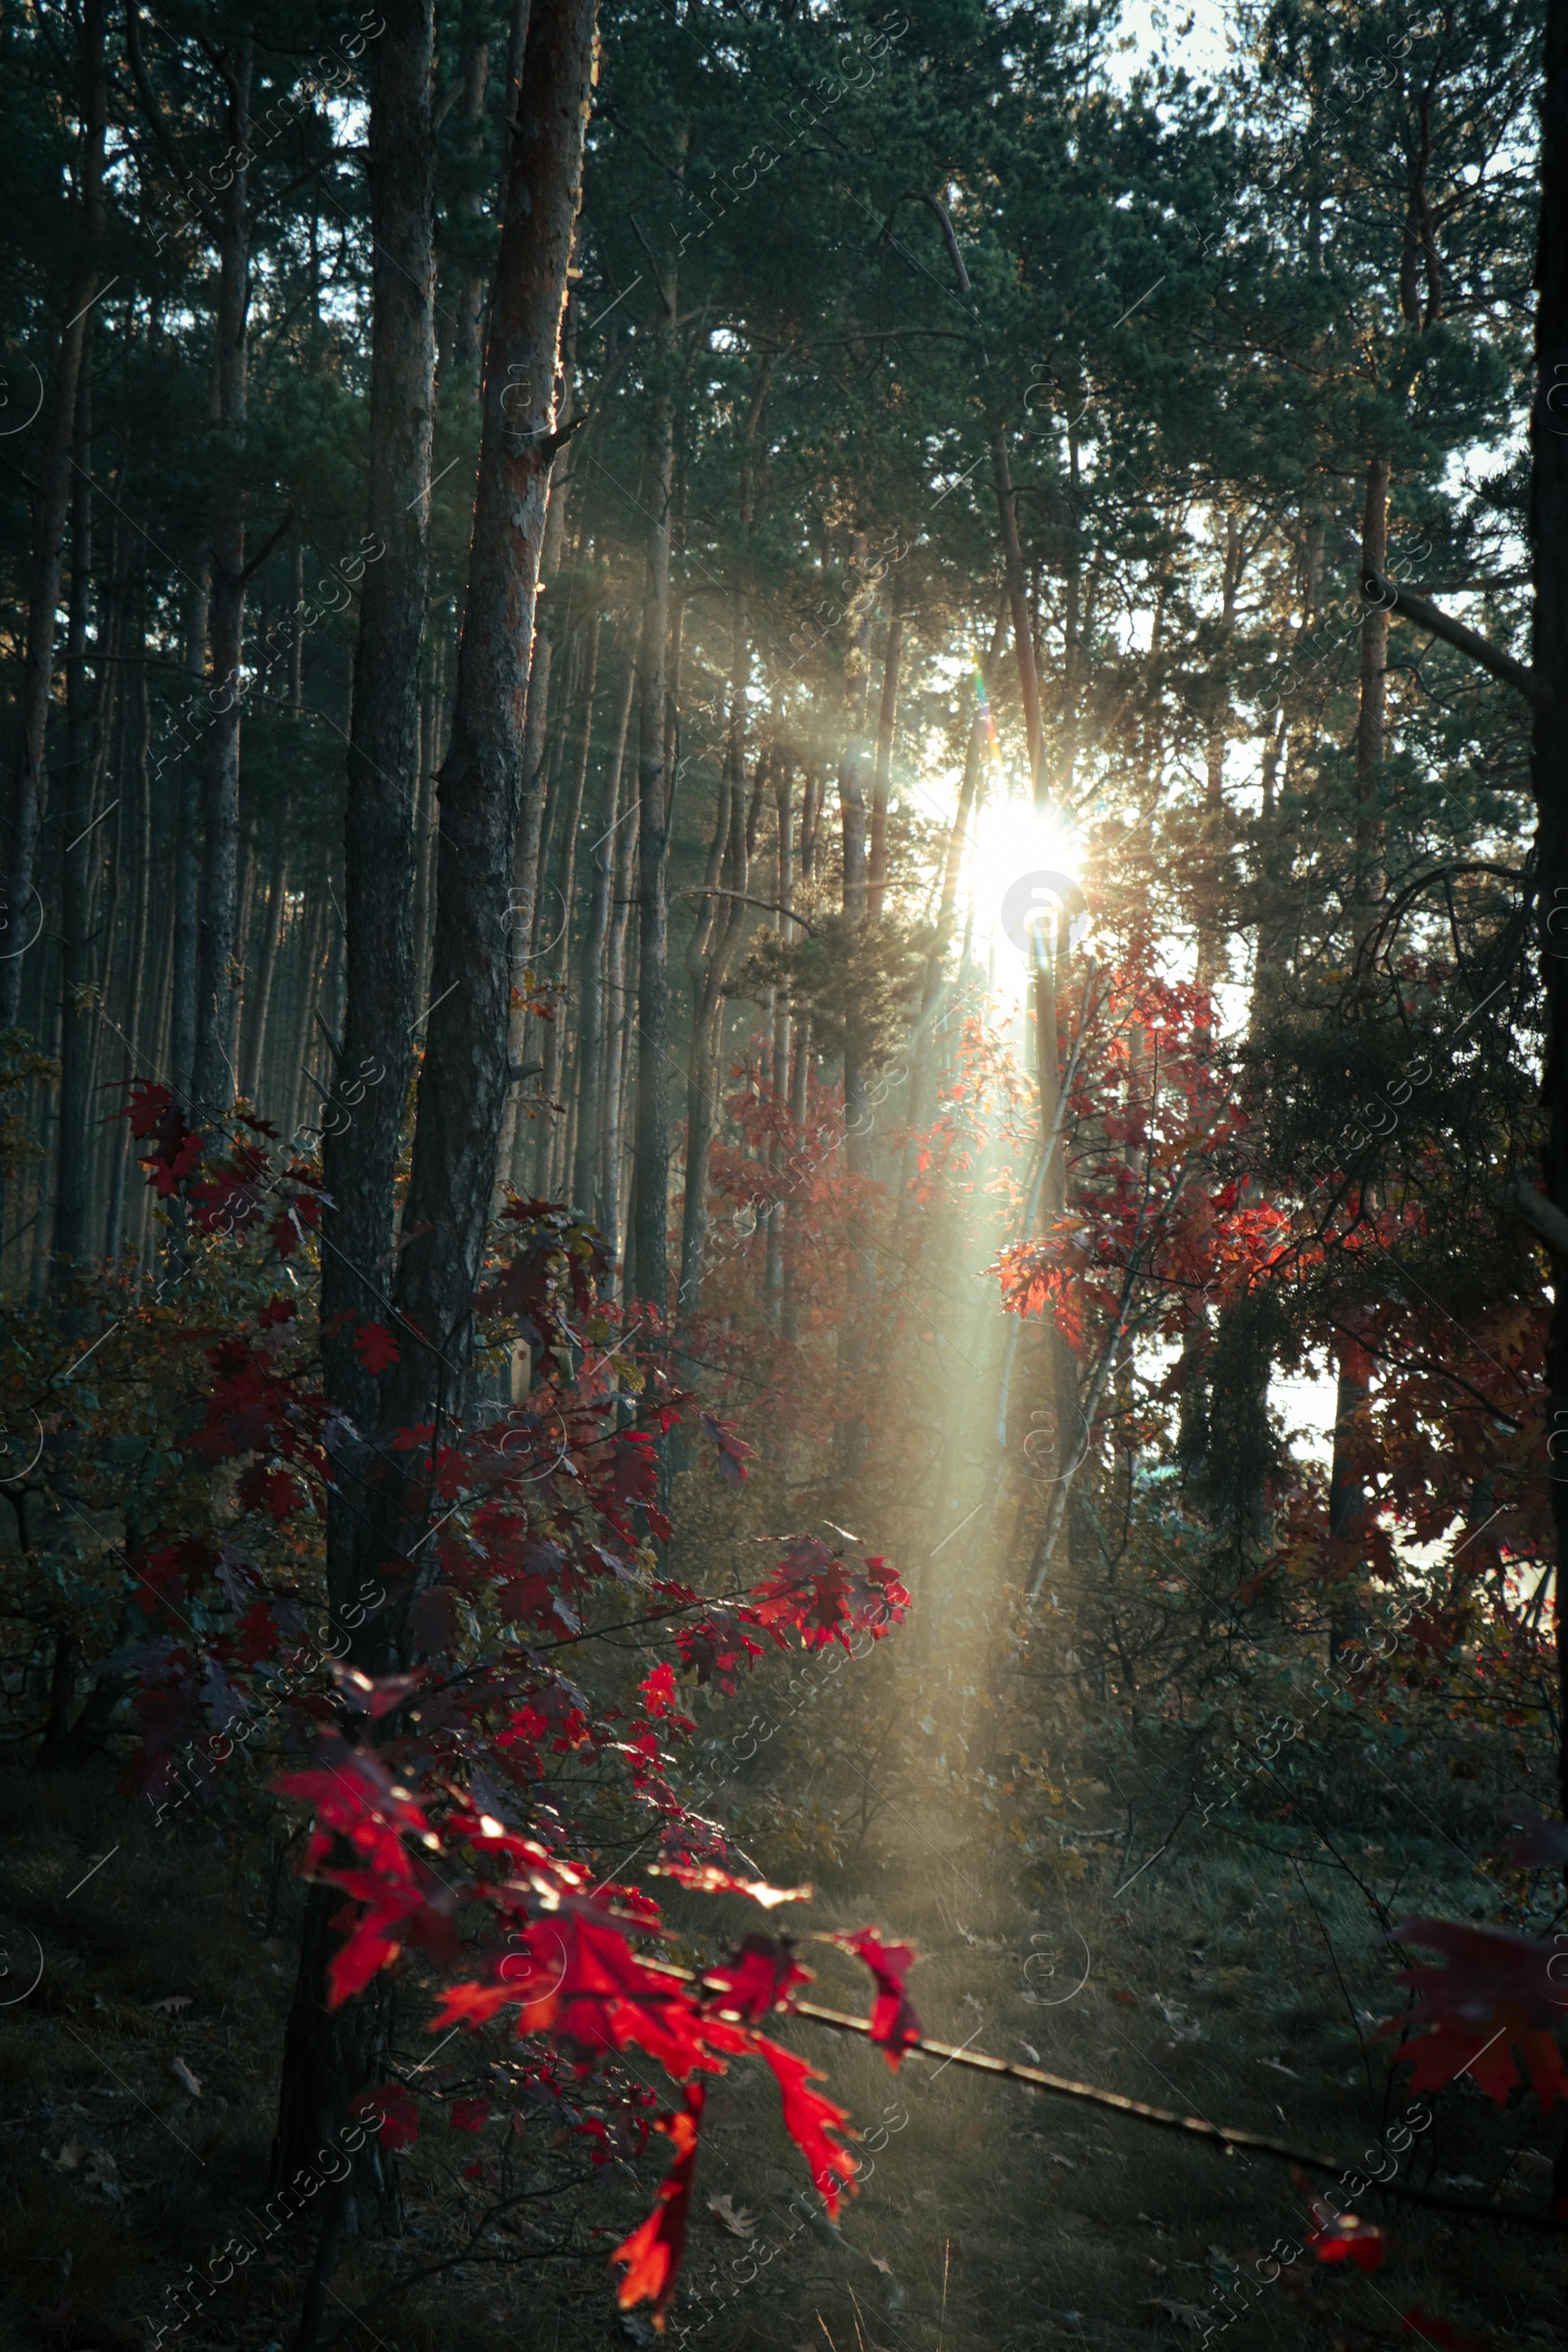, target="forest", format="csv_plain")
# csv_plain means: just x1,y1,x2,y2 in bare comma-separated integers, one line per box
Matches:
1,0,1567,2346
